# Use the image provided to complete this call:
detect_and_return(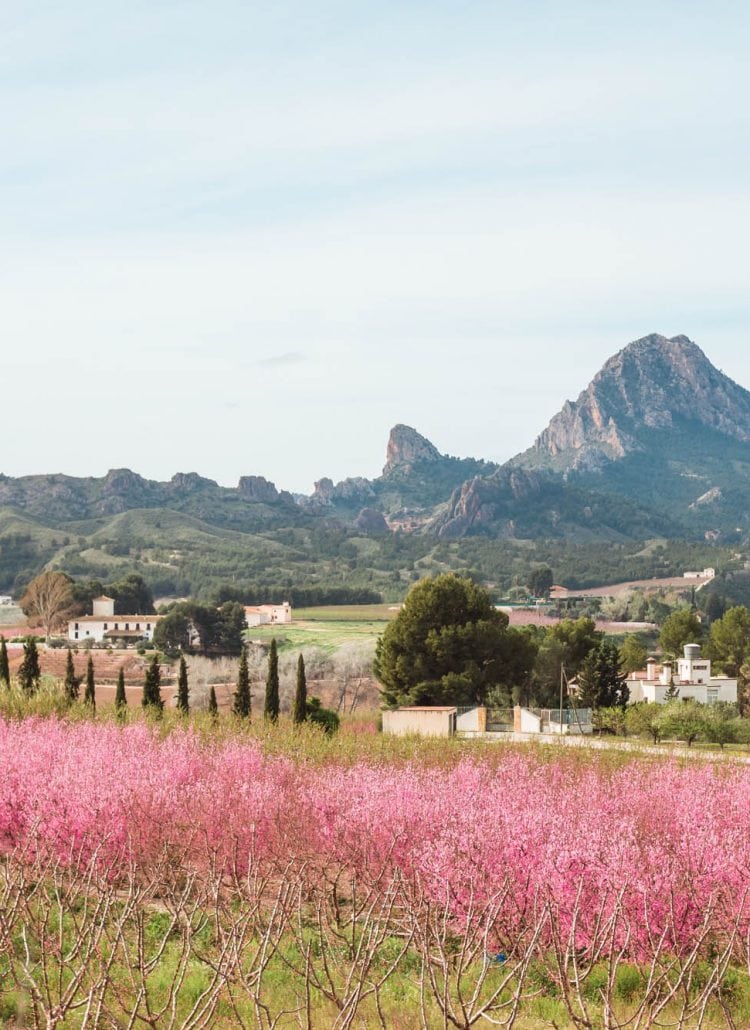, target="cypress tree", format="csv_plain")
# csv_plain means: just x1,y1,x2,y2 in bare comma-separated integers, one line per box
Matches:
18,638,41,694
292,653,307,724
208,685,218,716
84,653,96,711
264,638,279,722
0,636,9,687
232,649,251,718
177,656,189,714
115,666,127,713
64,648,79,701
142,654,163,712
